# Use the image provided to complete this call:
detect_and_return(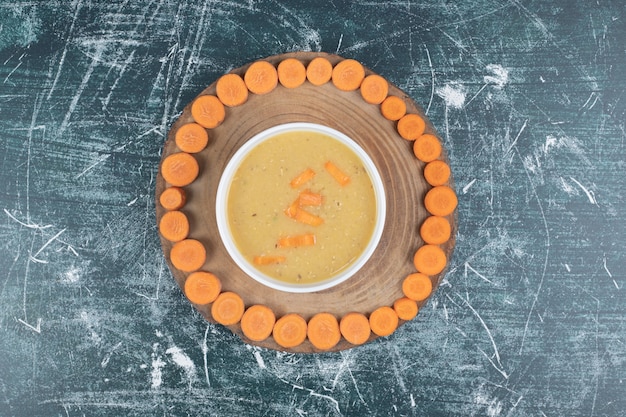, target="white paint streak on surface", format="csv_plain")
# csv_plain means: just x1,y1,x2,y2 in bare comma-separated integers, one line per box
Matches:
569,177,598,205
150,343,165,389
436,83,466,109
484,64,509,88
